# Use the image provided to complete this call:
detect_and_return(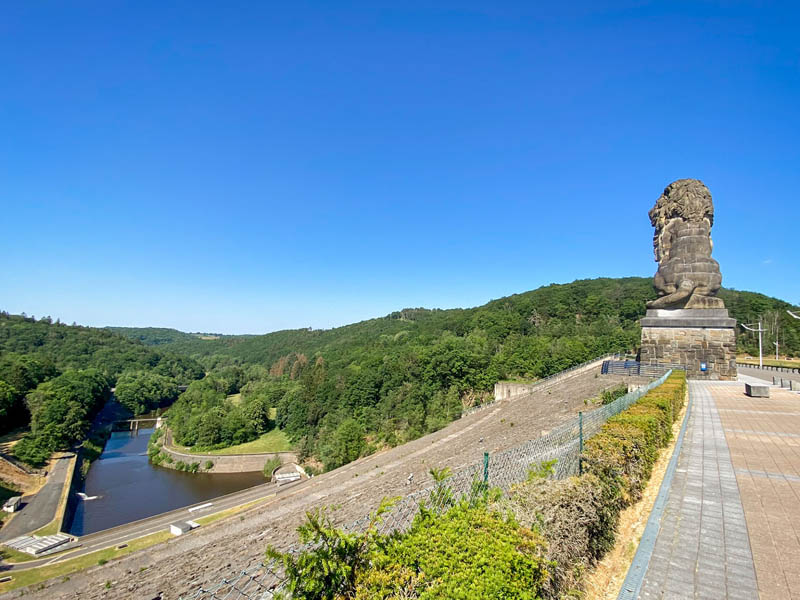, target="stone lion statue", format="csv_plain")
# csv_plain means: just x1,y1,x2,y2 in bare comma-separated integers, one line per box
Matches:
647,179,725,309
